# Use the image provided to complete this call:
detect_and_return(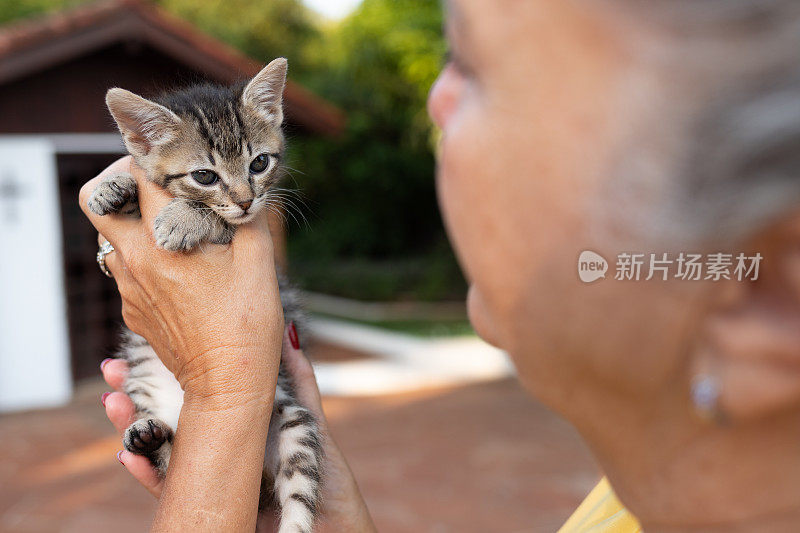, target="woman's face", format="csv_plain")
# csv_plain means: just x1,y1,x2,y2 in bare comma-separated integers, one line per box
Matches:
429,3,800,525
428,0,707,404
